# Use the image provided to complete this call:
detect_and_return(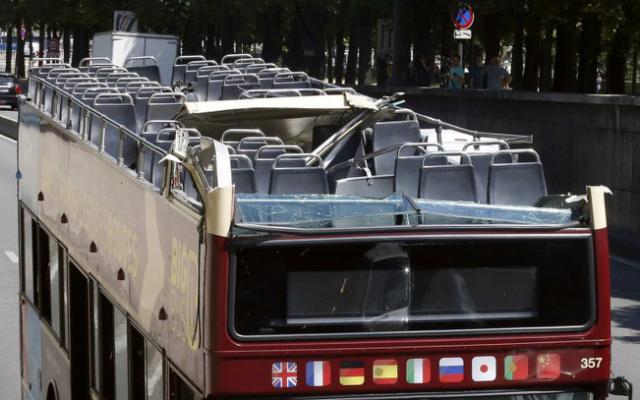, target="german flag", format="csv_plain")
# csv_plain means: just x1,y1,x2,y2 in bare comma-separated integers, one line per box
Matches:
339,361,365,386
372,359,398,384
